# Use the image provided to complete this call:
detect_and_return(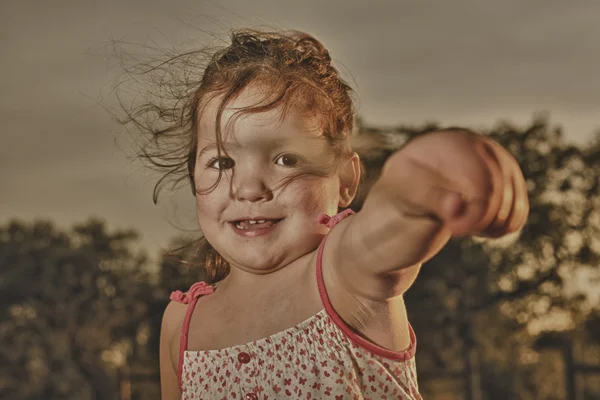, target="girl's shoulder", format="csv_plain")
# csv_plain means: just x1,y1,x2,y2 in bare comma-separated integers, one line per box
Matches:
161,282,216,371
169,281,215,304
162,281,215,339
